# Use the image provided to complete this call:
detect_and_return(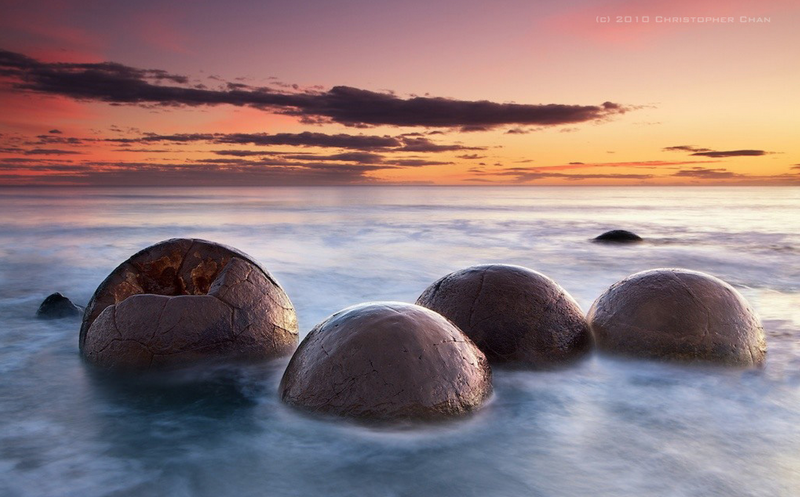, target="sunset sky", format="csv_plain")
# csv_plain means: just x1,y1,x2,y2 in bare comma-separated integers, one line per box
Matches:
1,0,798,186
